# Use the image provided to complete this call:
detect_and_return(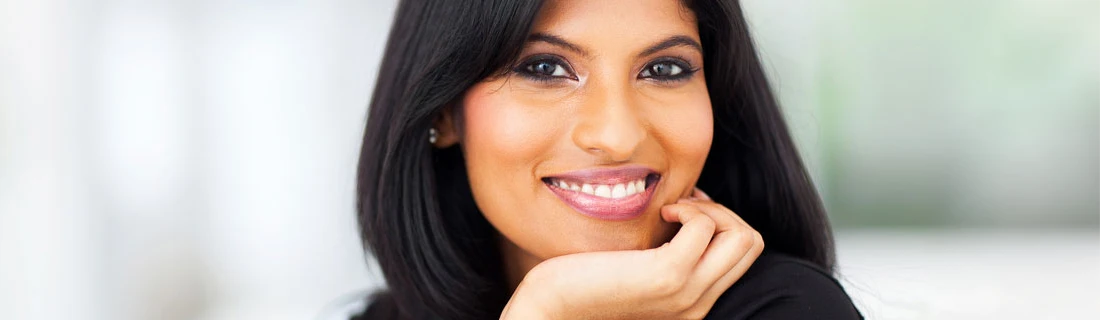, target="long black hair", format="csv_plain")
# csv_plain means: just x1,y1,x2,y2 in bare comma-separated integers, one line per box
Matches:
355,1,835,319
